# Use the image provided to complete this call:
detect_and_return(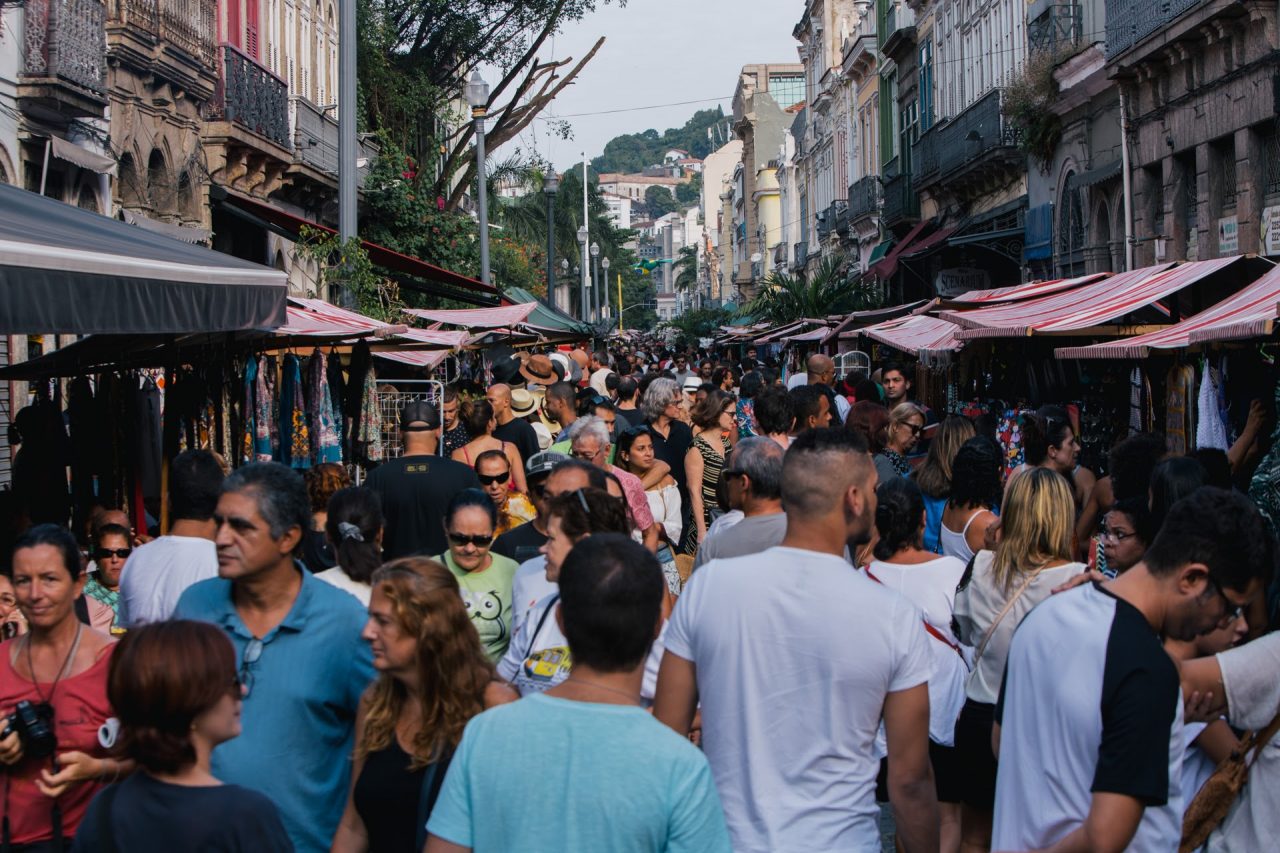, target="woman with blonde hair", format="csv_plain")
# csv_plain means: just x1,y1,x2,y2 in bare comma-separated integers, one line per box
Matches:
876,402,926,481
331,559,517,853
914,416,976,553
952,467,1085,853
